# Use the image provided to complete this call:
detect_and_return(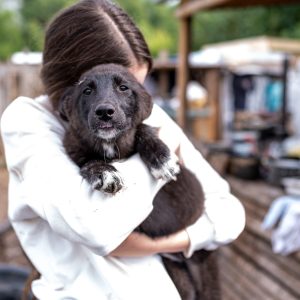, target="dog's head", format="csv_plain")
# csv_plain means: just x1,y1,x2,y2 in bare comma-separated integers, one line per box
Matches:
59,64,153,141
